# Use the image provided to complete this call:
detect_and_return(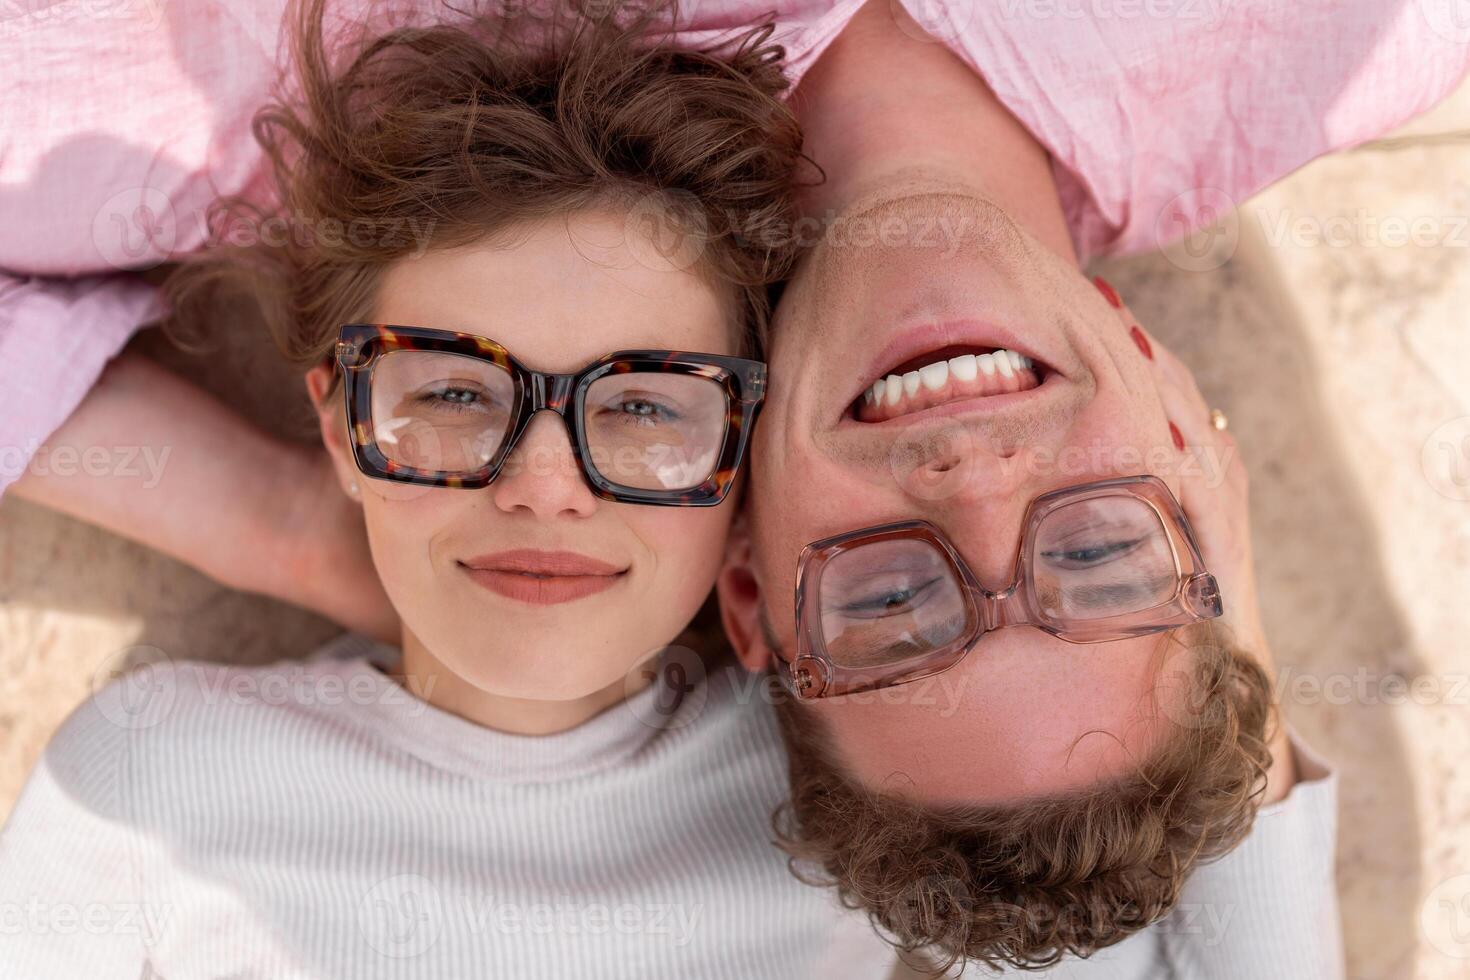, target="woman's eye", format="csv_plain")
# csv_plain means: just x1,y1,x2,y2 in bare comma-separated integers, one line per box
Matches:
417,385,489,413
1041,538,1143,569
606,396,681,424
623,399,659,416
